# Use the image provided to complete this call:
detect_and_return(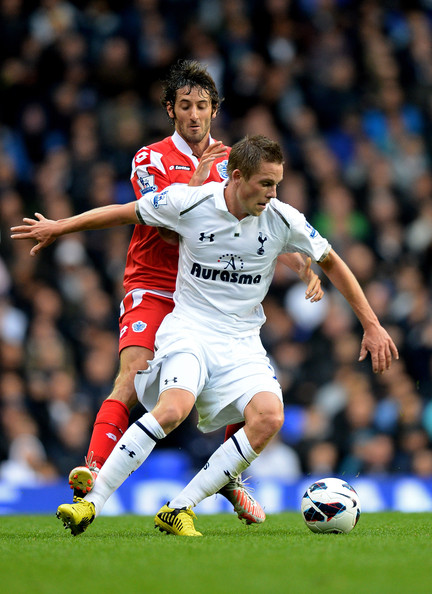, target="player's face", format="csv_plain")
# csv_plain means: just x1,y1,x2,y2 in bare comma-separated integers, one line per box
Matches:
168,86,216,146
233,161,283,218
